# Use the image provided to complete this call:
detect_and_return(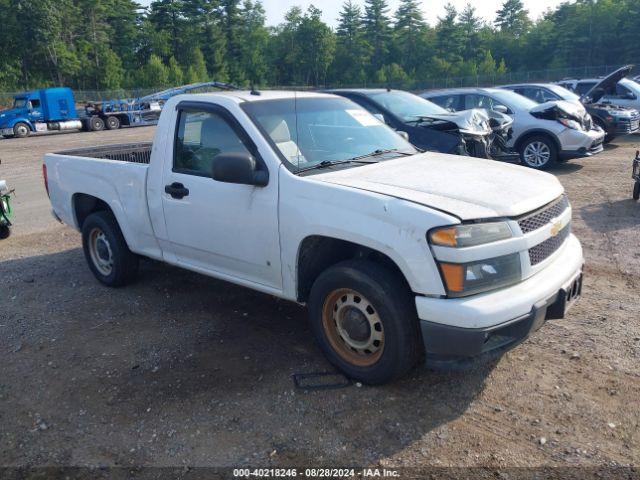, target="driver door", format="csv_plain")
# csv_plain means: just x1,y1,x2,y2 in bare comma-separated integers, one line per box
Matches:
160,104,282,291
